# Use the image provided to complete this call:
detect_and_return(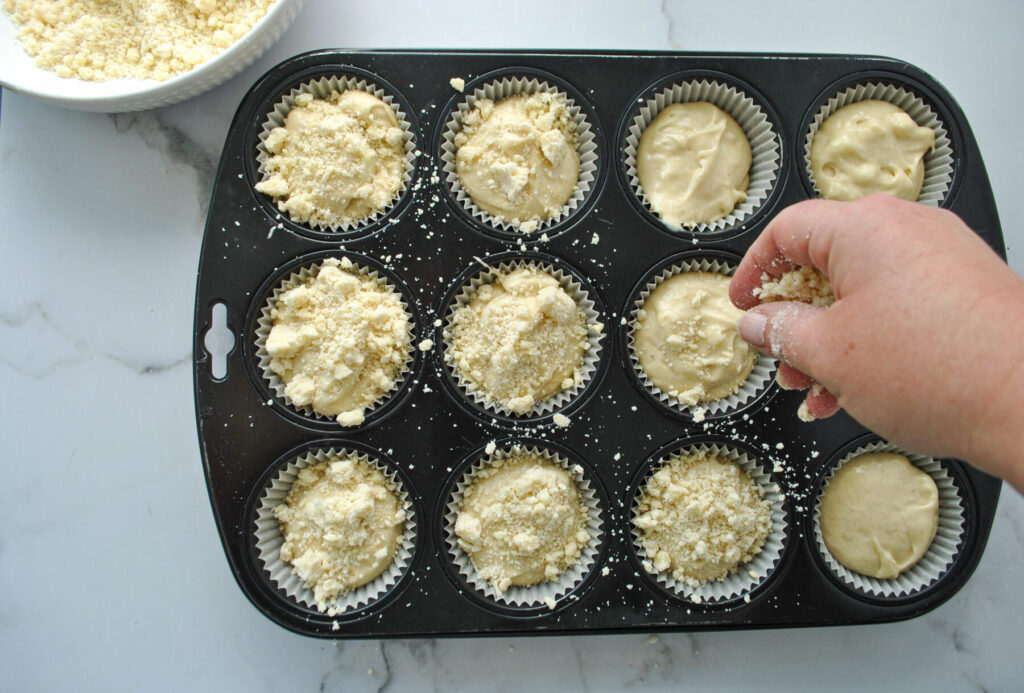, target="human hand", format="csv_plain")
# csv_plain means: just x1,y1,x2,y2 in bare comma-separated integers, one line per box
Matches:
730,195,1024,490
